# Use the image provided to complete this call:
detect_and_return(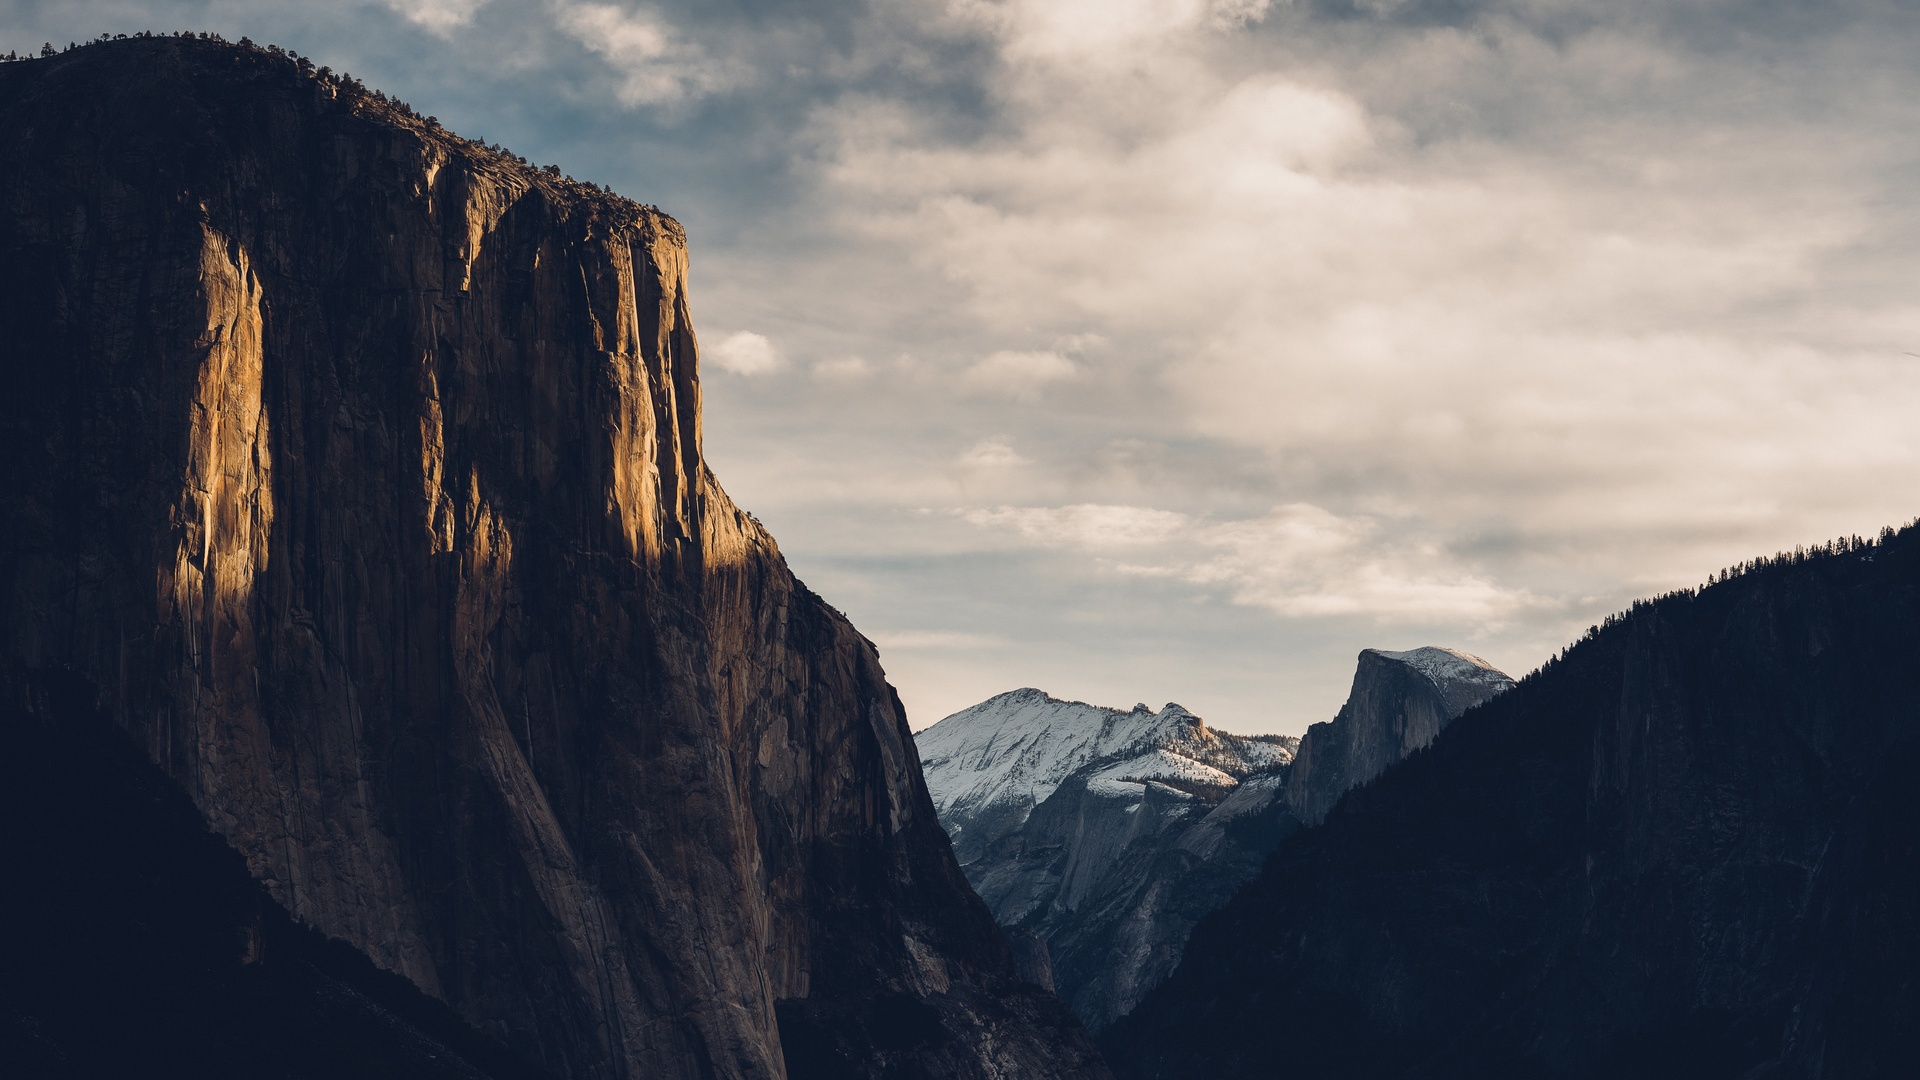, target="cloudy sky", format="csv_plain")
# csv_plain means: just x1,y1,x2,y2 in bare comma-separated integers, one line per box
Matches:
11,0,1920,733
